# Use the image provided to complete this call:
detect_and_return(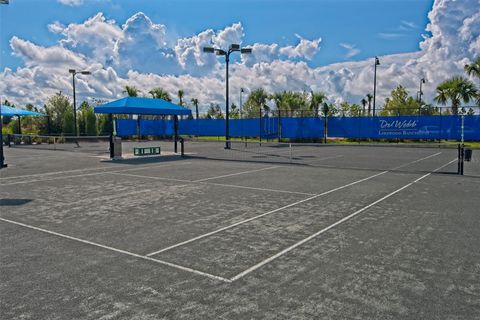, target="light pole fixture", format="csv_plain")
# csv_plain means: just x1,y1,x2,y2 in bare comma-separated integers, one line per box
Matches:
203,44,252,149
373,56,380,116
69,69,91,136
